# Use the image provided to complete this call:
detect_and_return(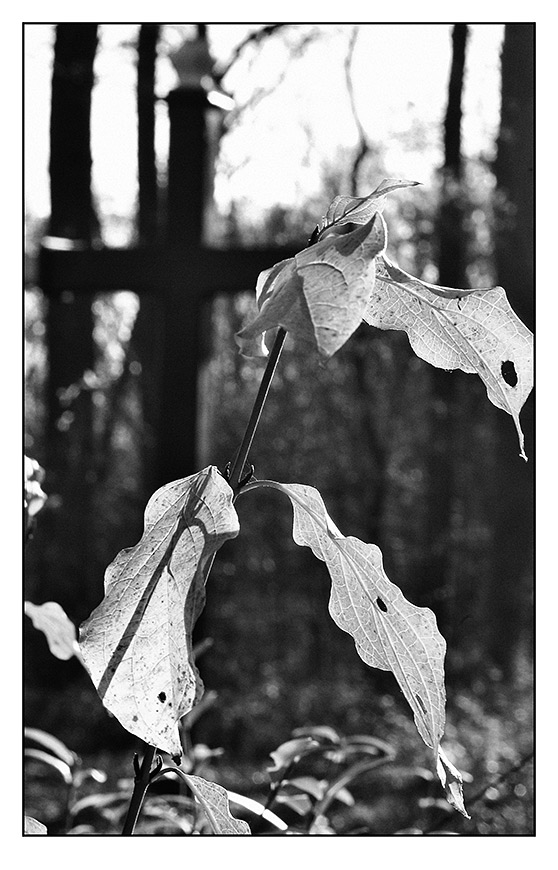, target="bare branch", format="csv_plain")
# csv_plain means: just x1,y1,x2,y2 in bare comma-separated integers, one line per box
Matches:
213,24,291,83
344,26,371,195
